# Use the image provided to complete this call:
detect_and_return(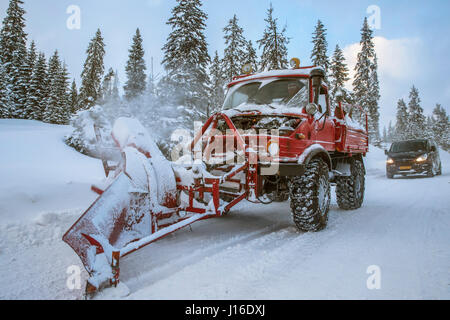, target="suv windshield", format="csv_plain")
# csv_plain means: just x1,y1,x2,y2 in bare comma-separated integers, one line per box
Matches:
223,78,309,110
390,140,427,153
